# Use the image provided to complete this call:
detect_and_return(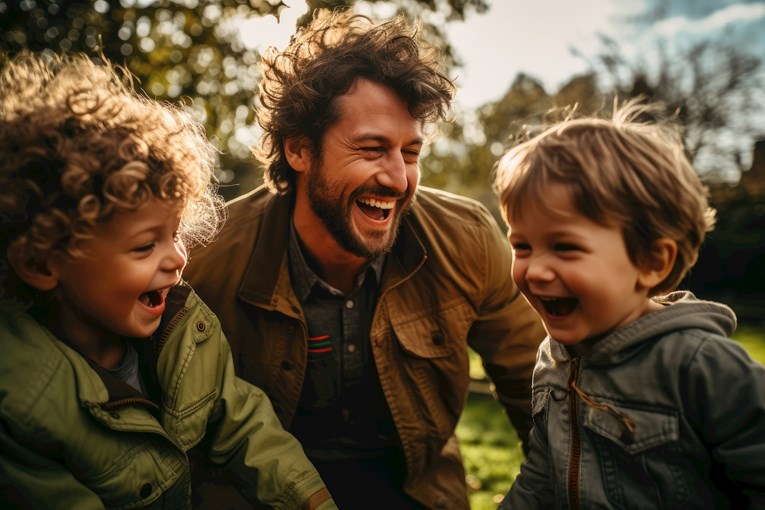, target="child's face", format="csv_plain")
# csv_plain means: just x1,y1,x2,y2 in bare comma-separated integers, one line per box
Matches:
507,184,657,345
51,198,187,346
